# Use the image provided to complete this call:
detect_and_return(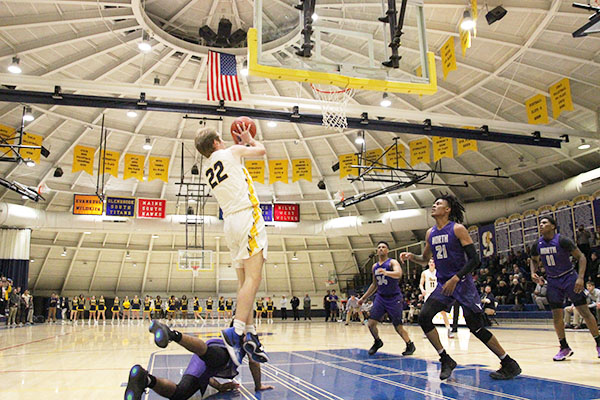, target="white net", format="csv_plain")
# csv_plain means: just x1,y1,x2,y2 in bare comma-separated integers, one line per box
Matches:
310,83,355,132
